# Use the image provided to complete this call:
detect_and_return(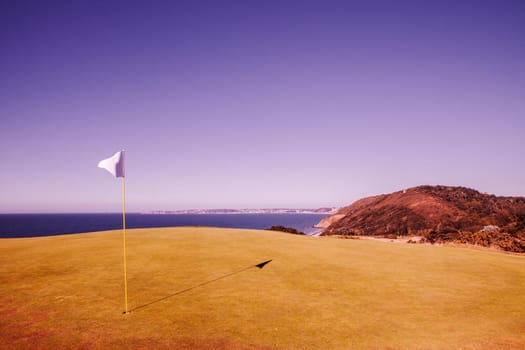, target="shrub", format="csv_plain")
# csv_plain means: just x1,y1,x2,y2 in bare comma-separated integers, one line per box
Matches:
266,226,305,235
